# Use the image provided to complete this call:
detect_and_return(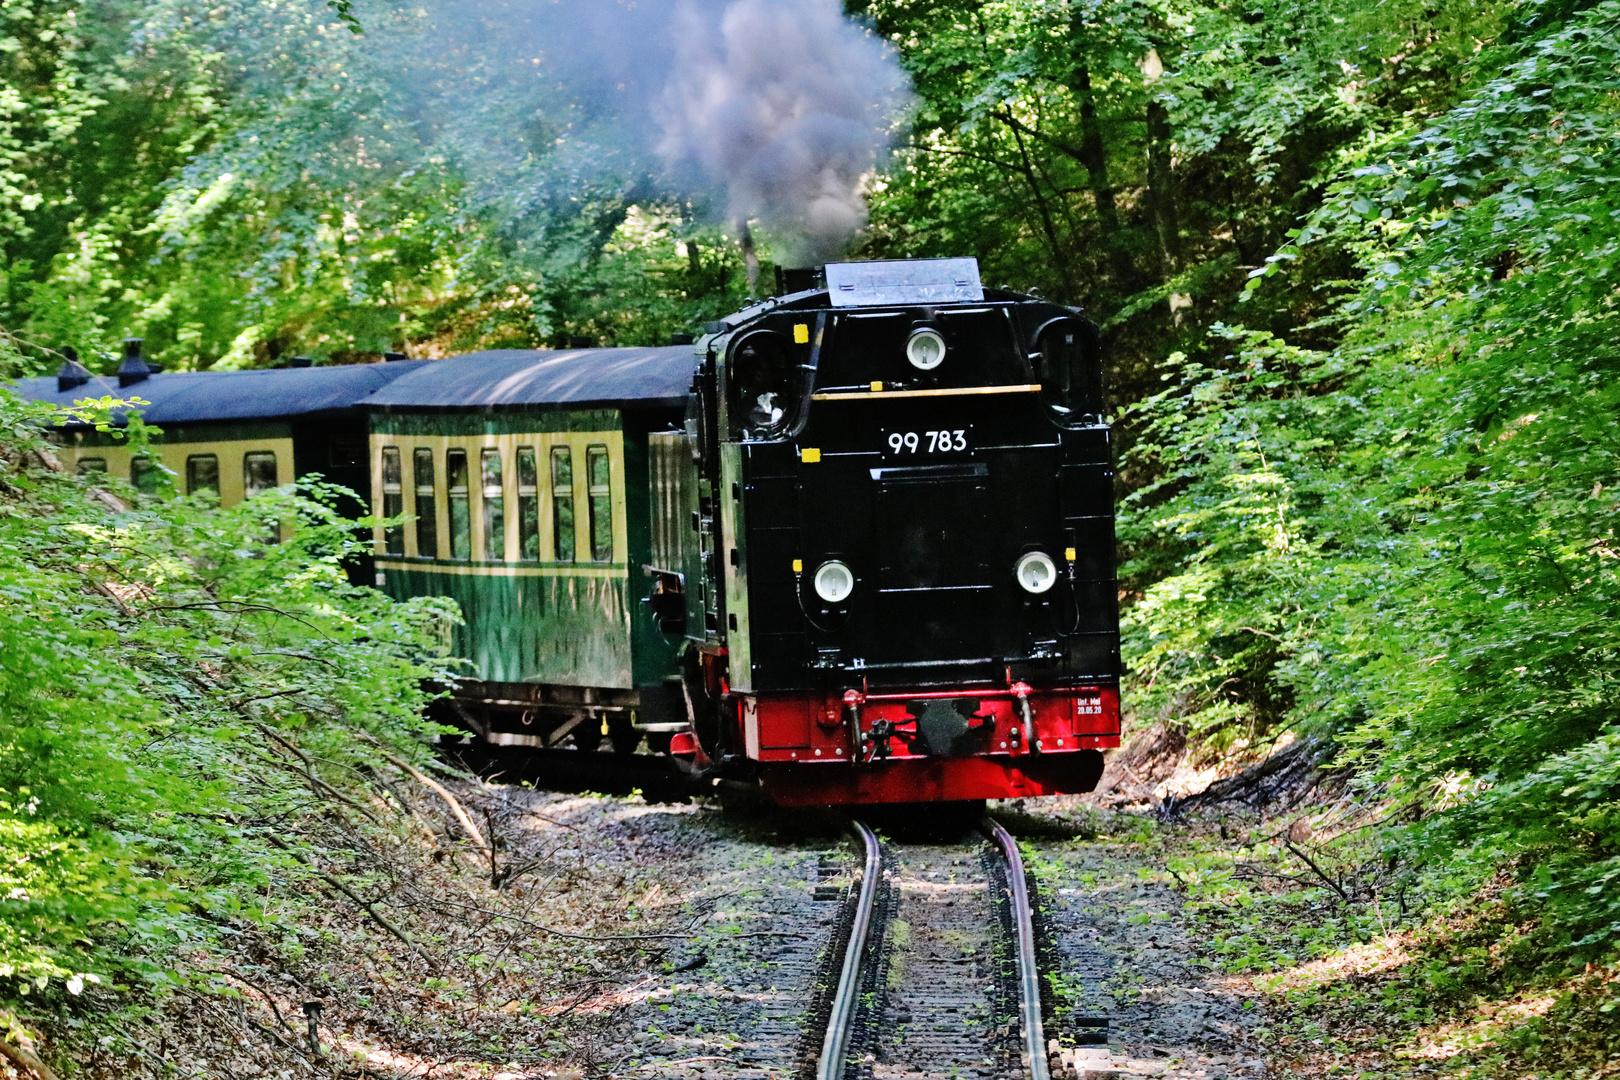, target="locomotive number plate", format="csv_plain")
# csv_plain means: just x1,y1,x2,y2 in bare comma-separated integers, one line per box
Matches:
882,427,971,456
